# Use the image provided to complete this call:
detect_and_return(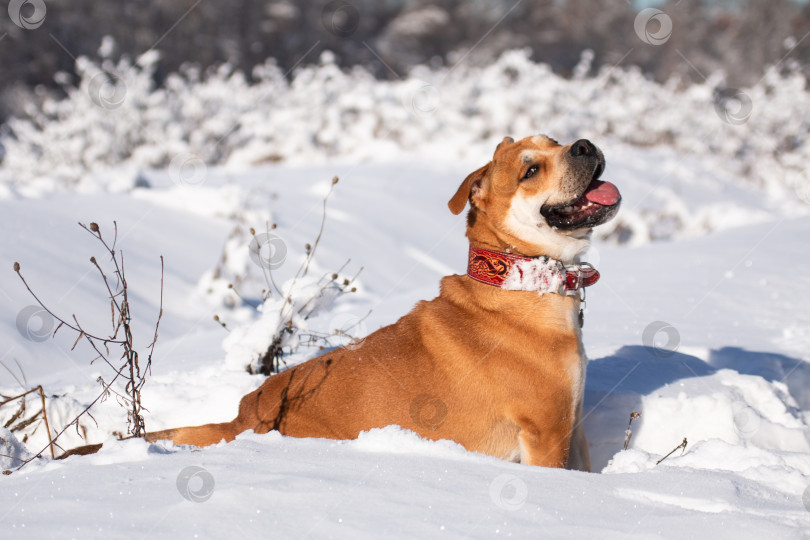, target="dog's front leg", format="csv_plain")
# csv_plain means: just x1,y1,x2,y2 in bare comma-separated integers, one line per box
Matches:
566,421,591,472
564,382,591,471
516,418,573,468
